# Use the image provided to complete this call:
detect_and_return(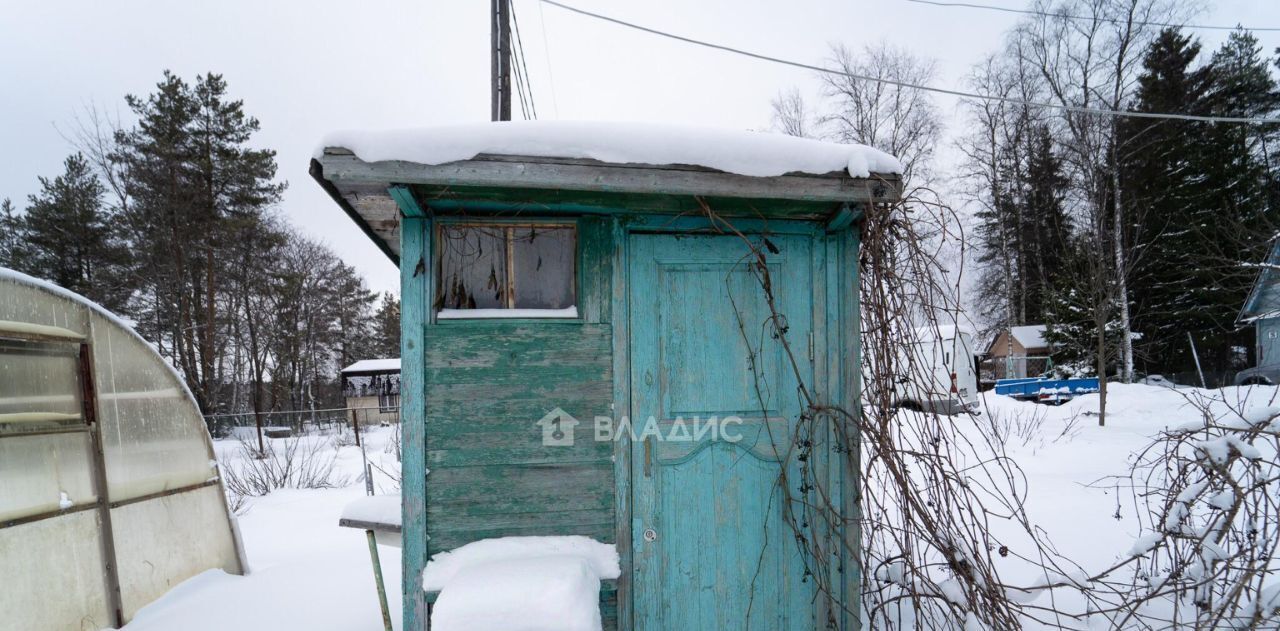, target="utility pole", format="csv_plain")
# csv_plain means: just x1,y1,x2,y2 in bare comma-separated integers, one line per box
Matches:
491,0,512,121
